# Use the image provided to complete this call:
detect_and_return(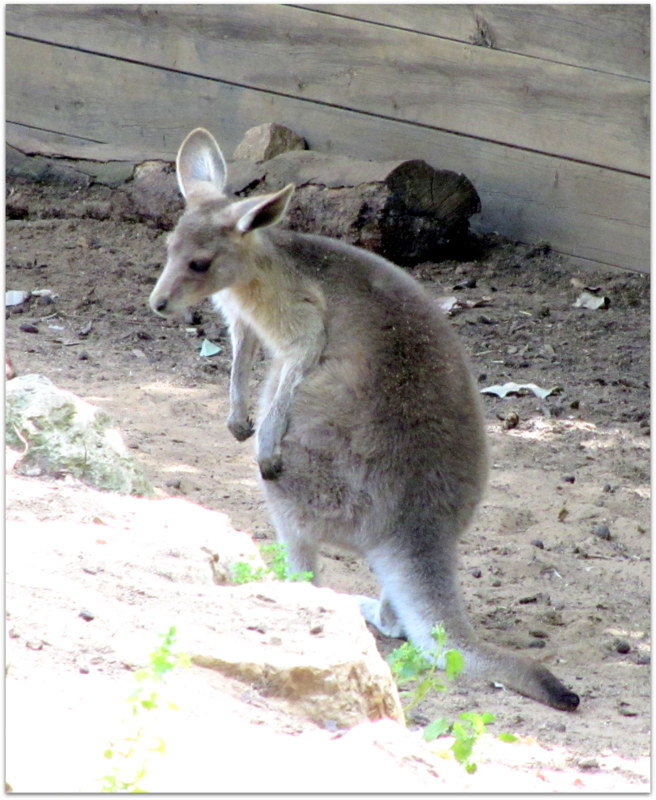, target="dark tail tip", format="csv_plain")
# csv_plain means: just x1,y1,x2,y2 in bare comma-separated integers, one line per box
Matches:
543,673,580,711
